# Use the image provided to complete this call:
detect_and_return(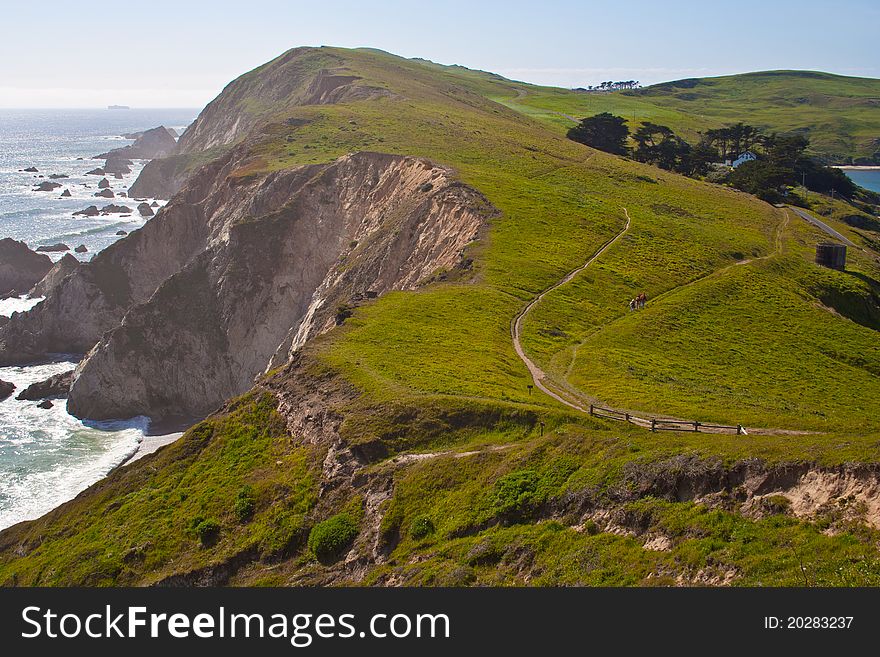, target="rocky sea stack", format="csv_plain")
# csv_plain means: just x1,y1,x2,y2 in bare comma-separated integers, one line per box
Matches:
0,238,53,297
